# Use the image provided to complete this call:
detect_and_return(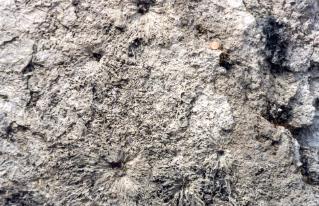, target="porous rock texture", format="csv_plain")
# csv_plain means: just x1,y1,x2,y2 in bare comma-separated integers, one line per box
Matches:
1,0,319,205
